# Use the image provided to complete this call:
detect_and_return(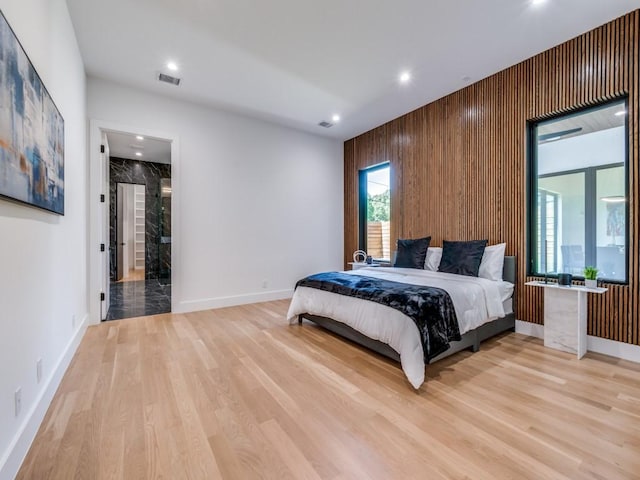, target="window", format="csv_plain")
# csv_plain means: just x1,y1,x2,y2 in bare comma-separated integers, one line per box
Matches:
528,99,628,282
359,164,390,261
536,188,559,273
